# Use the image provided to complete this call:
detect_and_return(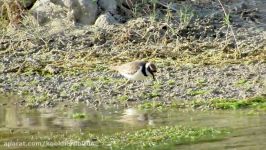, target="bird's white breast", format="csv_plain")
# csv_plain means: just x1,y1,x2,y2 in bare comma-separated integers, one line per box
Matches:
121,68,148,80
